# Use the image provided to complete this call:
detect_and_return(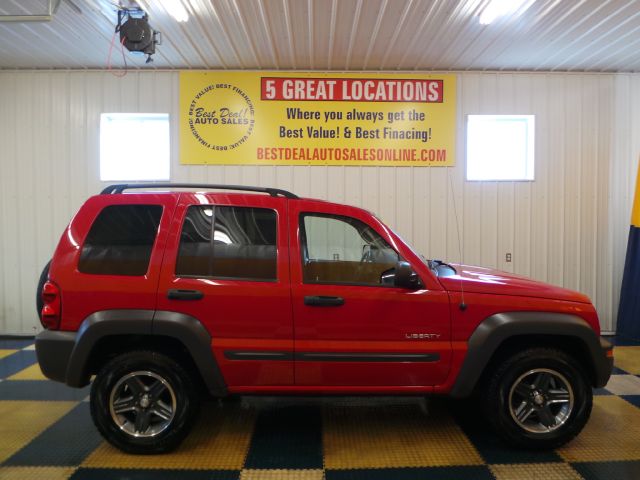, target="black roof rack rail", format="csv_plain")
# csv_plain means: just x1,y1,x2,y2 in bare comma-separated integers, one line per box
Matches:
100,183,299,199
